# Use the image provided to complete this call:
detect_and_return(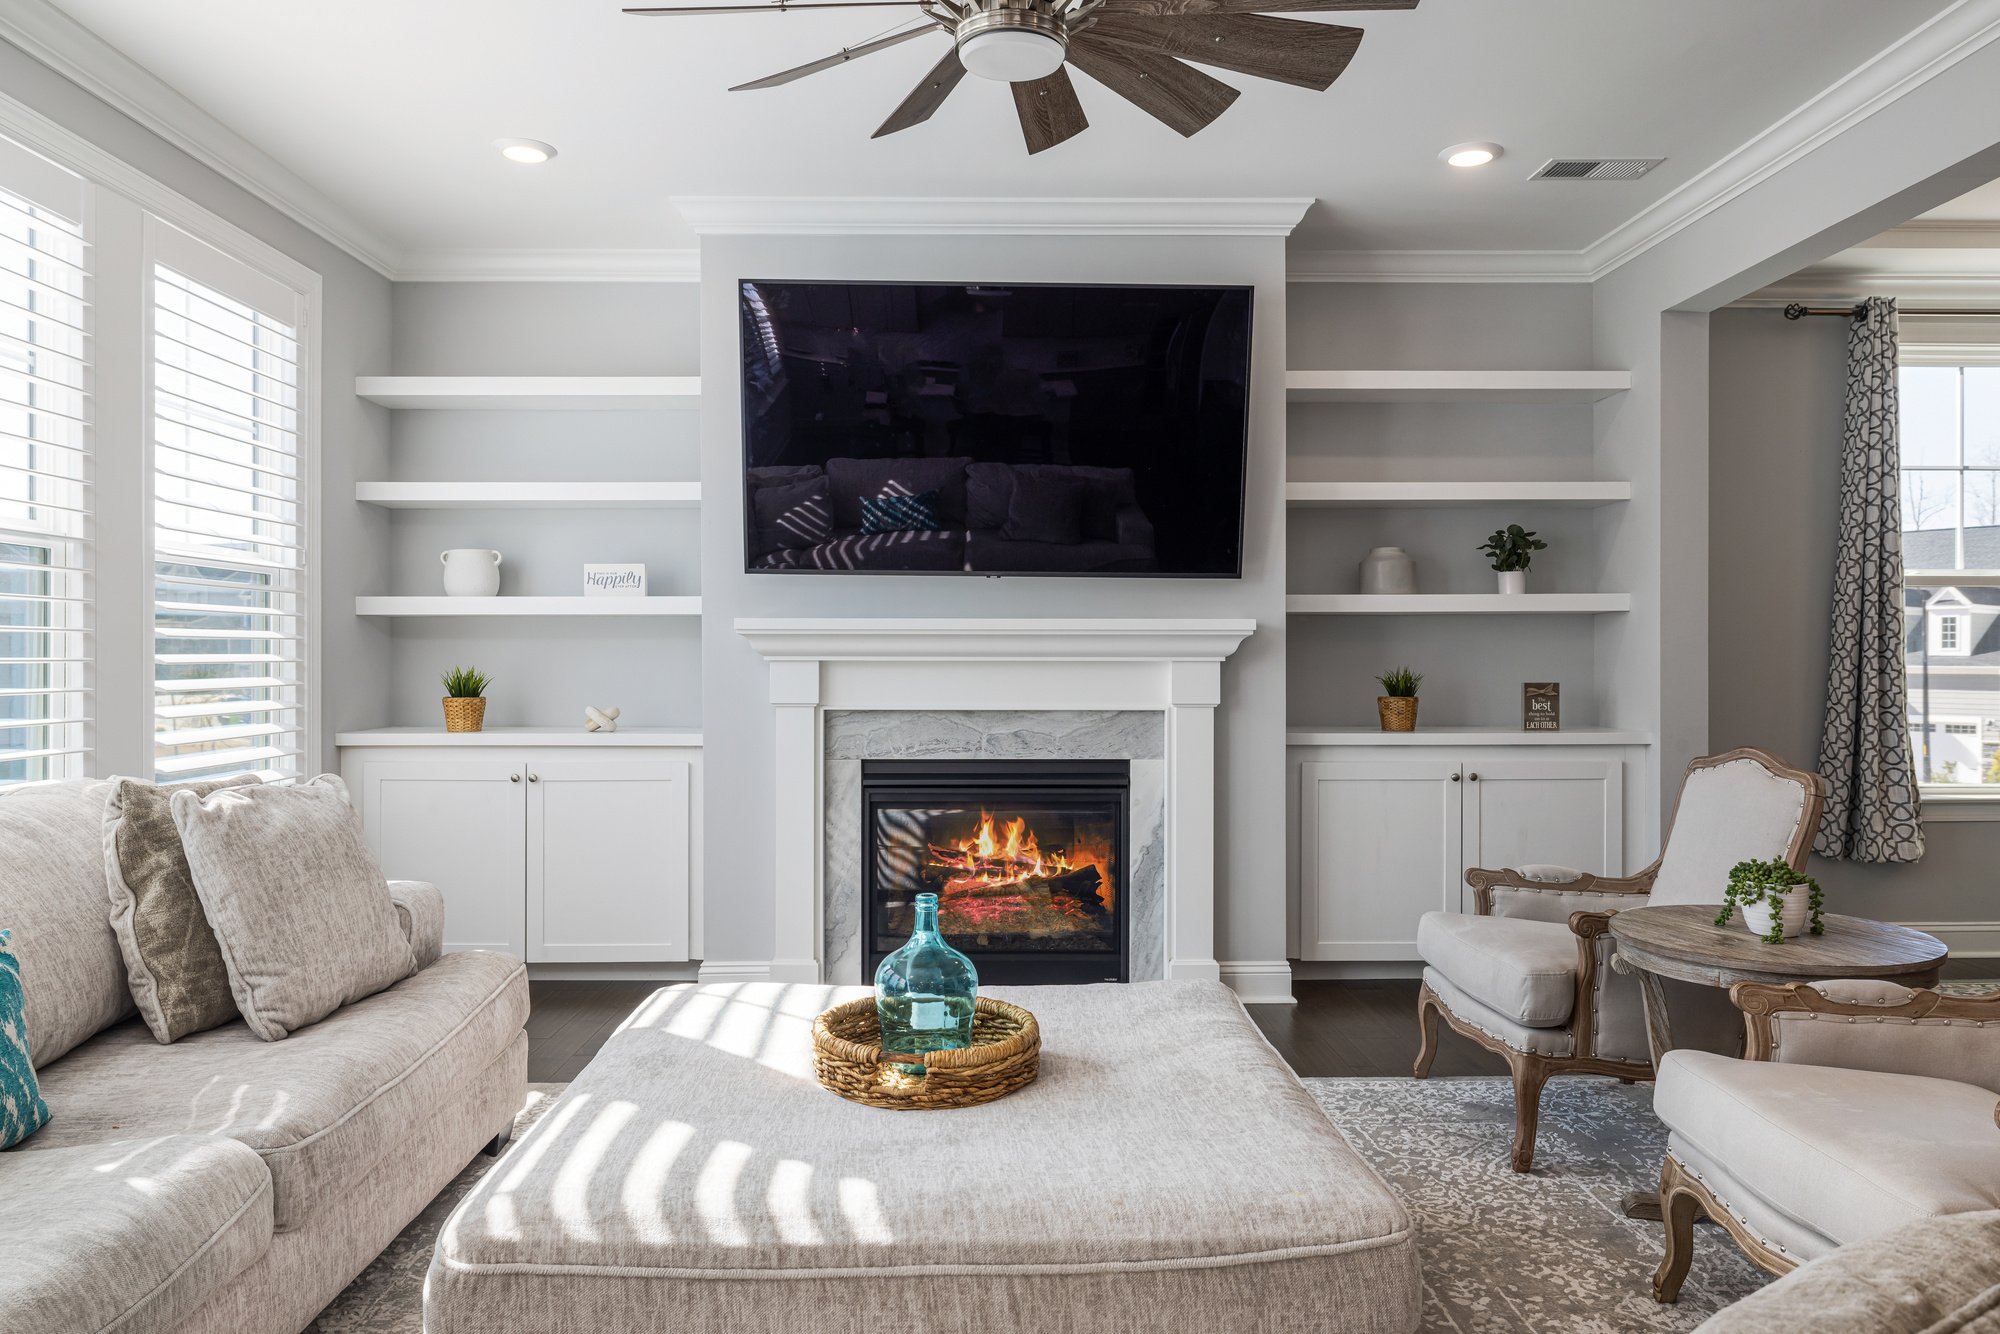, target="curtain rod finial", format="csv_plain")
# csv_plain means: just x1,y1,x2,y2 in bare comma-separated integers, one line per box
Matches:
1783,303,1807,321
